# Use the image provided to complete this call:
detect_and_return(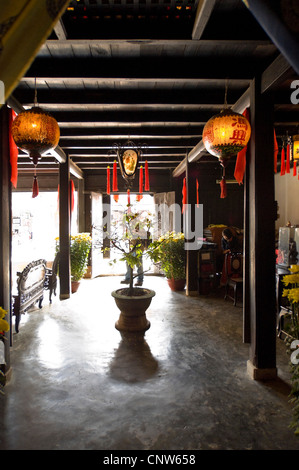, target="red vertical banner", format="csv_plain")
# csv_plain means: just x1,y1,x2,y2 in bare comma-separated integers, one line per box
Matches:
139,165,143,200
196,178,199,207
234,108,250,184
106,166,111,194
274,129,278,173
112,160,118,192
182,177,187,213
70,180,75,212
286,143,290,173
9,109,18,188
144,160,150,191
280,147,285,175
